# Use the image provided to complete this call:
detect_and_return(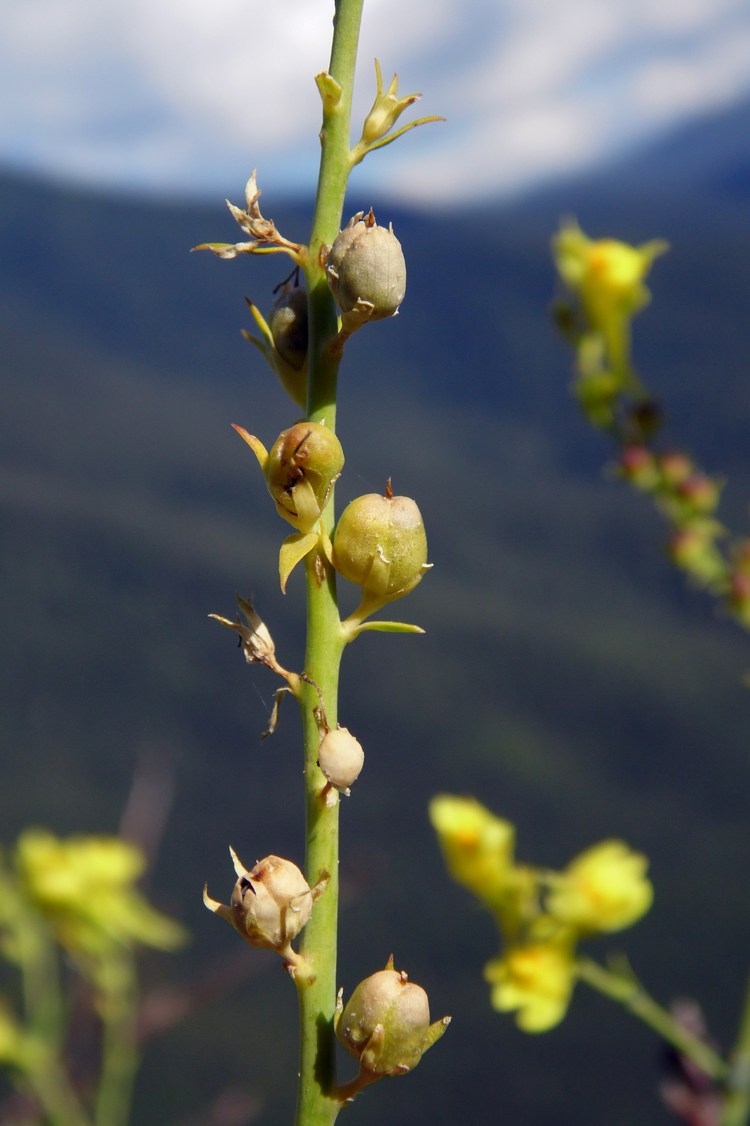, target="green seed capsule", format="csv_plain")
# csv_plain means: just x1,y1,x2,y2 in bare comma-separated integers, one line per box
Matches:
332,488,428,602
326,211,406,321
336,956,450,1076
